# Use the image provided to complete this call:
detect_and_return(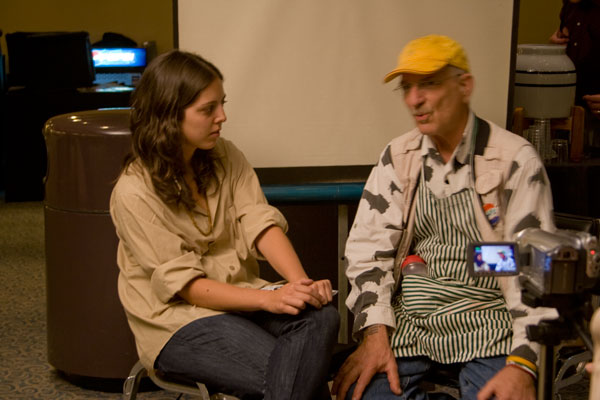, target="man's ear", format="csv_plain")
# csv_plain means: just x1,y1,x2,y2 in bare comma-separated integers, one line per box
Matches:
459,73,474,102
